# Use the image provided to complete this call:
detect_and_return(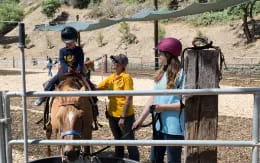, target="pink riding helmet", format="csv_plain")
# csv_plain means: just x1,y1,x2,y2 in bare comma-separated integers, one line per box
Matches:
156,37,182,56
